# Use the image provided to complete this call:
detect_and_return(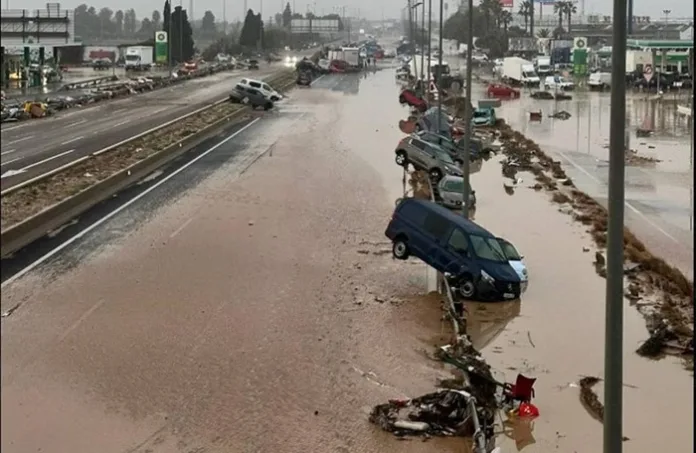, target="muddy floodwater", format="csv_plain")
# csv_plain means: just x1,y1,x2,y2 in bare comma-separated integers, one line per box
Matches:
1,66,692,453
